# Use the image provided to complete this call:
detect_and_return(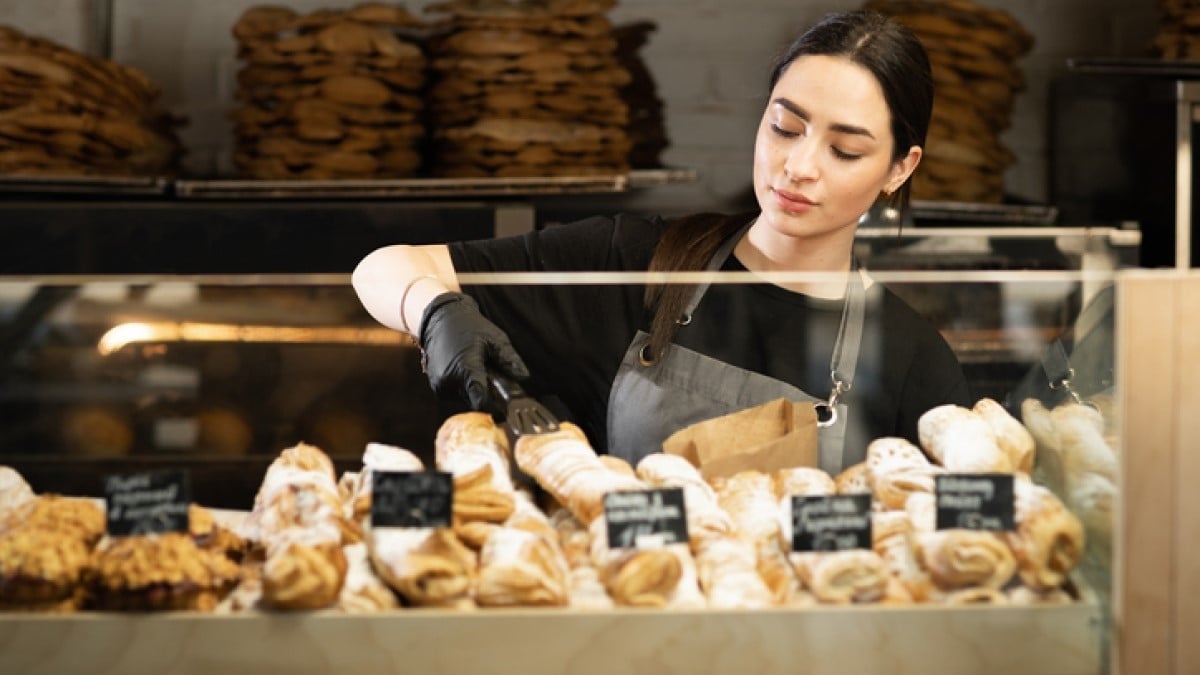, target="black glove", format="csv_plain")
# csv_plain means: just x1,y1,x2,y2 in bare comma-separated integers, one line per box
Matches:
418,291,530,412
